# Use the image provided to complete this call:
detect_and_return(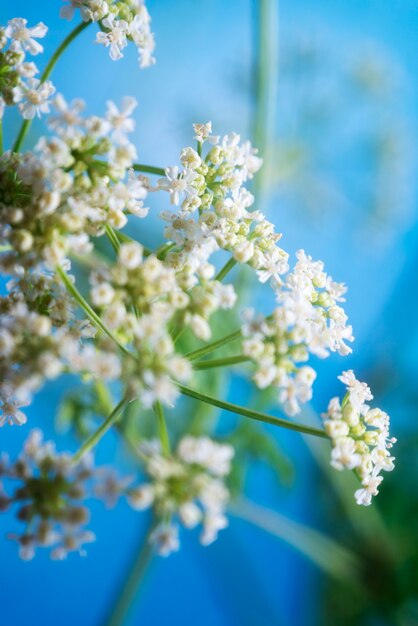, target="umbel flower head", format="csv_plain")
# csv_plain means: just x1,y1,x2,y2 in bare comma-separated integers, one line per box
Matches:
60,0,156,68
126,436,234,556
0,1,397,566
0,429,102,560
0,18,54,120
322,370,396,505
